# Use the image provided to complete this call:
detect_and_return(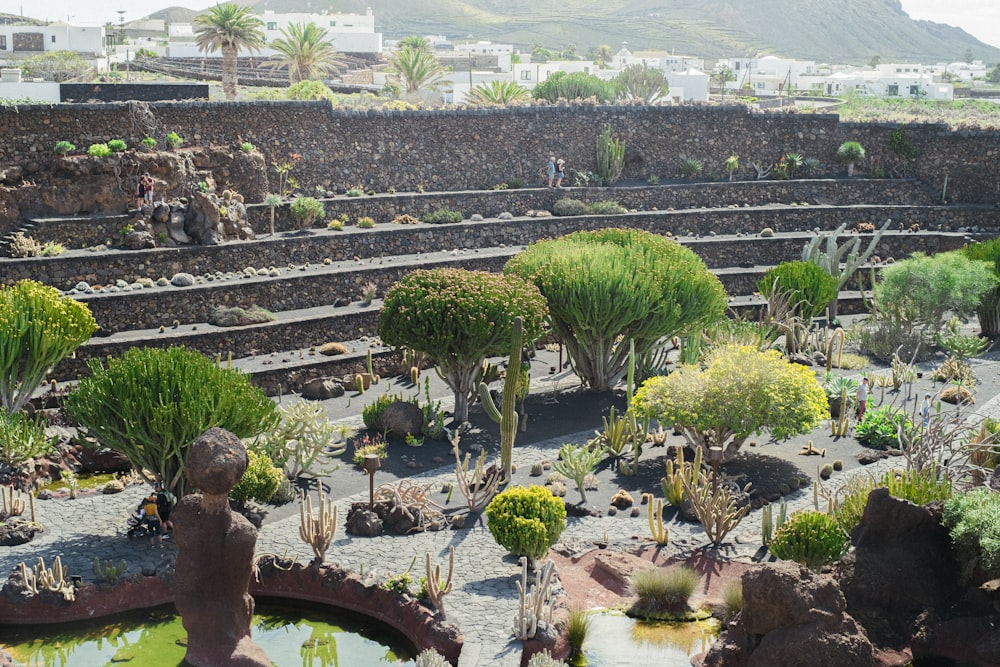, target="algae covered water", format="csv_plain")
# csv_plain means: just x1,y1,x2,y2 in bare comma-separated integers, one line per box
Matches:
0,599,417,666
575,610,720,667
